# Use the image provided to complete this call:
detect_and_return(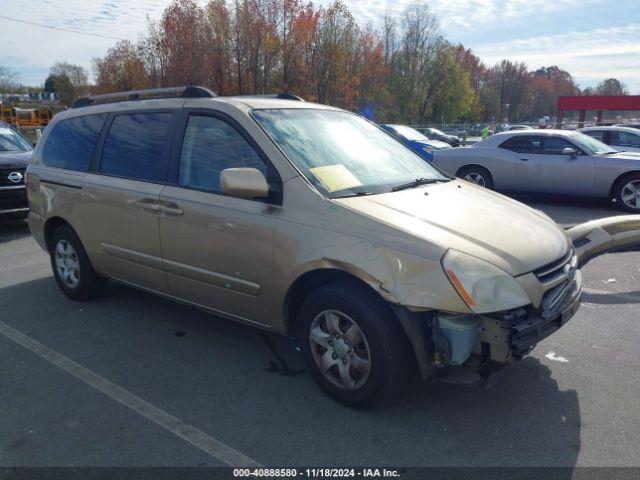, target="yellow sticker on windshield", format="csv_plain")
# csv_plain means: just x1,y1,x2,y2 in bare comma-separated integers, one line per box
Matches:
309,165,362,193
